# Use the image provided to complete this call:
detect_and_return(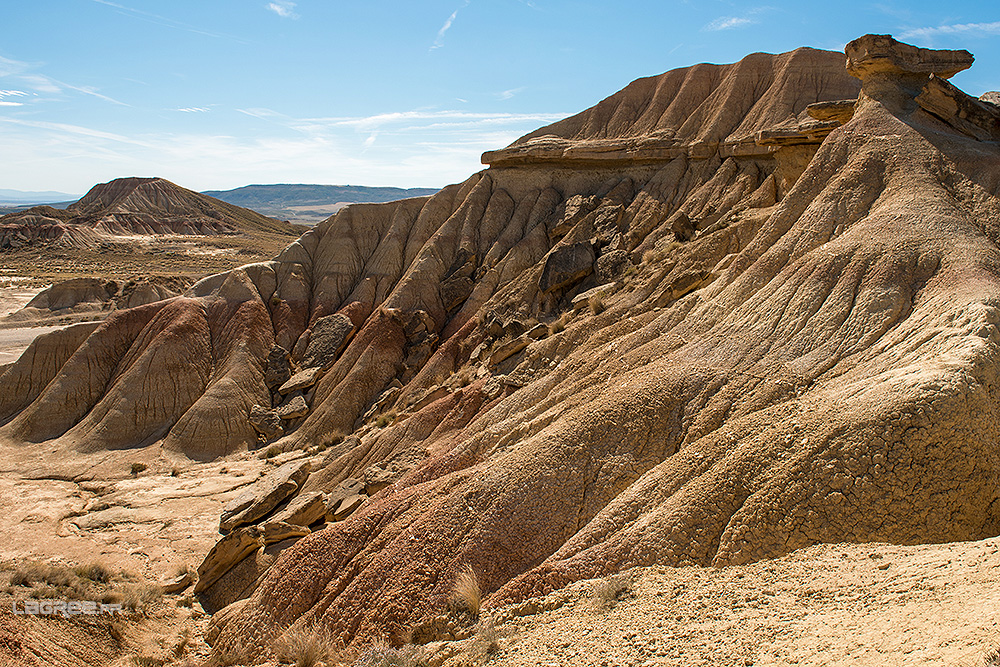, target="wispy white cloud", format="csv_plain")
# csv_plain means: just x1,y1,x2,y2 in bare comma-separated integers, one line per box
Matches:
0,56,32,78
0,101,23,107
90,0,248,43
704,16,753,31
0,58,126,106
238,108,570,134
703,6,772,31
266,1,299,19
60,81,129,106
431,0,470,50
497,87,524,100
18,74,61,94
0,90,28,99
900,21,1000,39
177,107,210,113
